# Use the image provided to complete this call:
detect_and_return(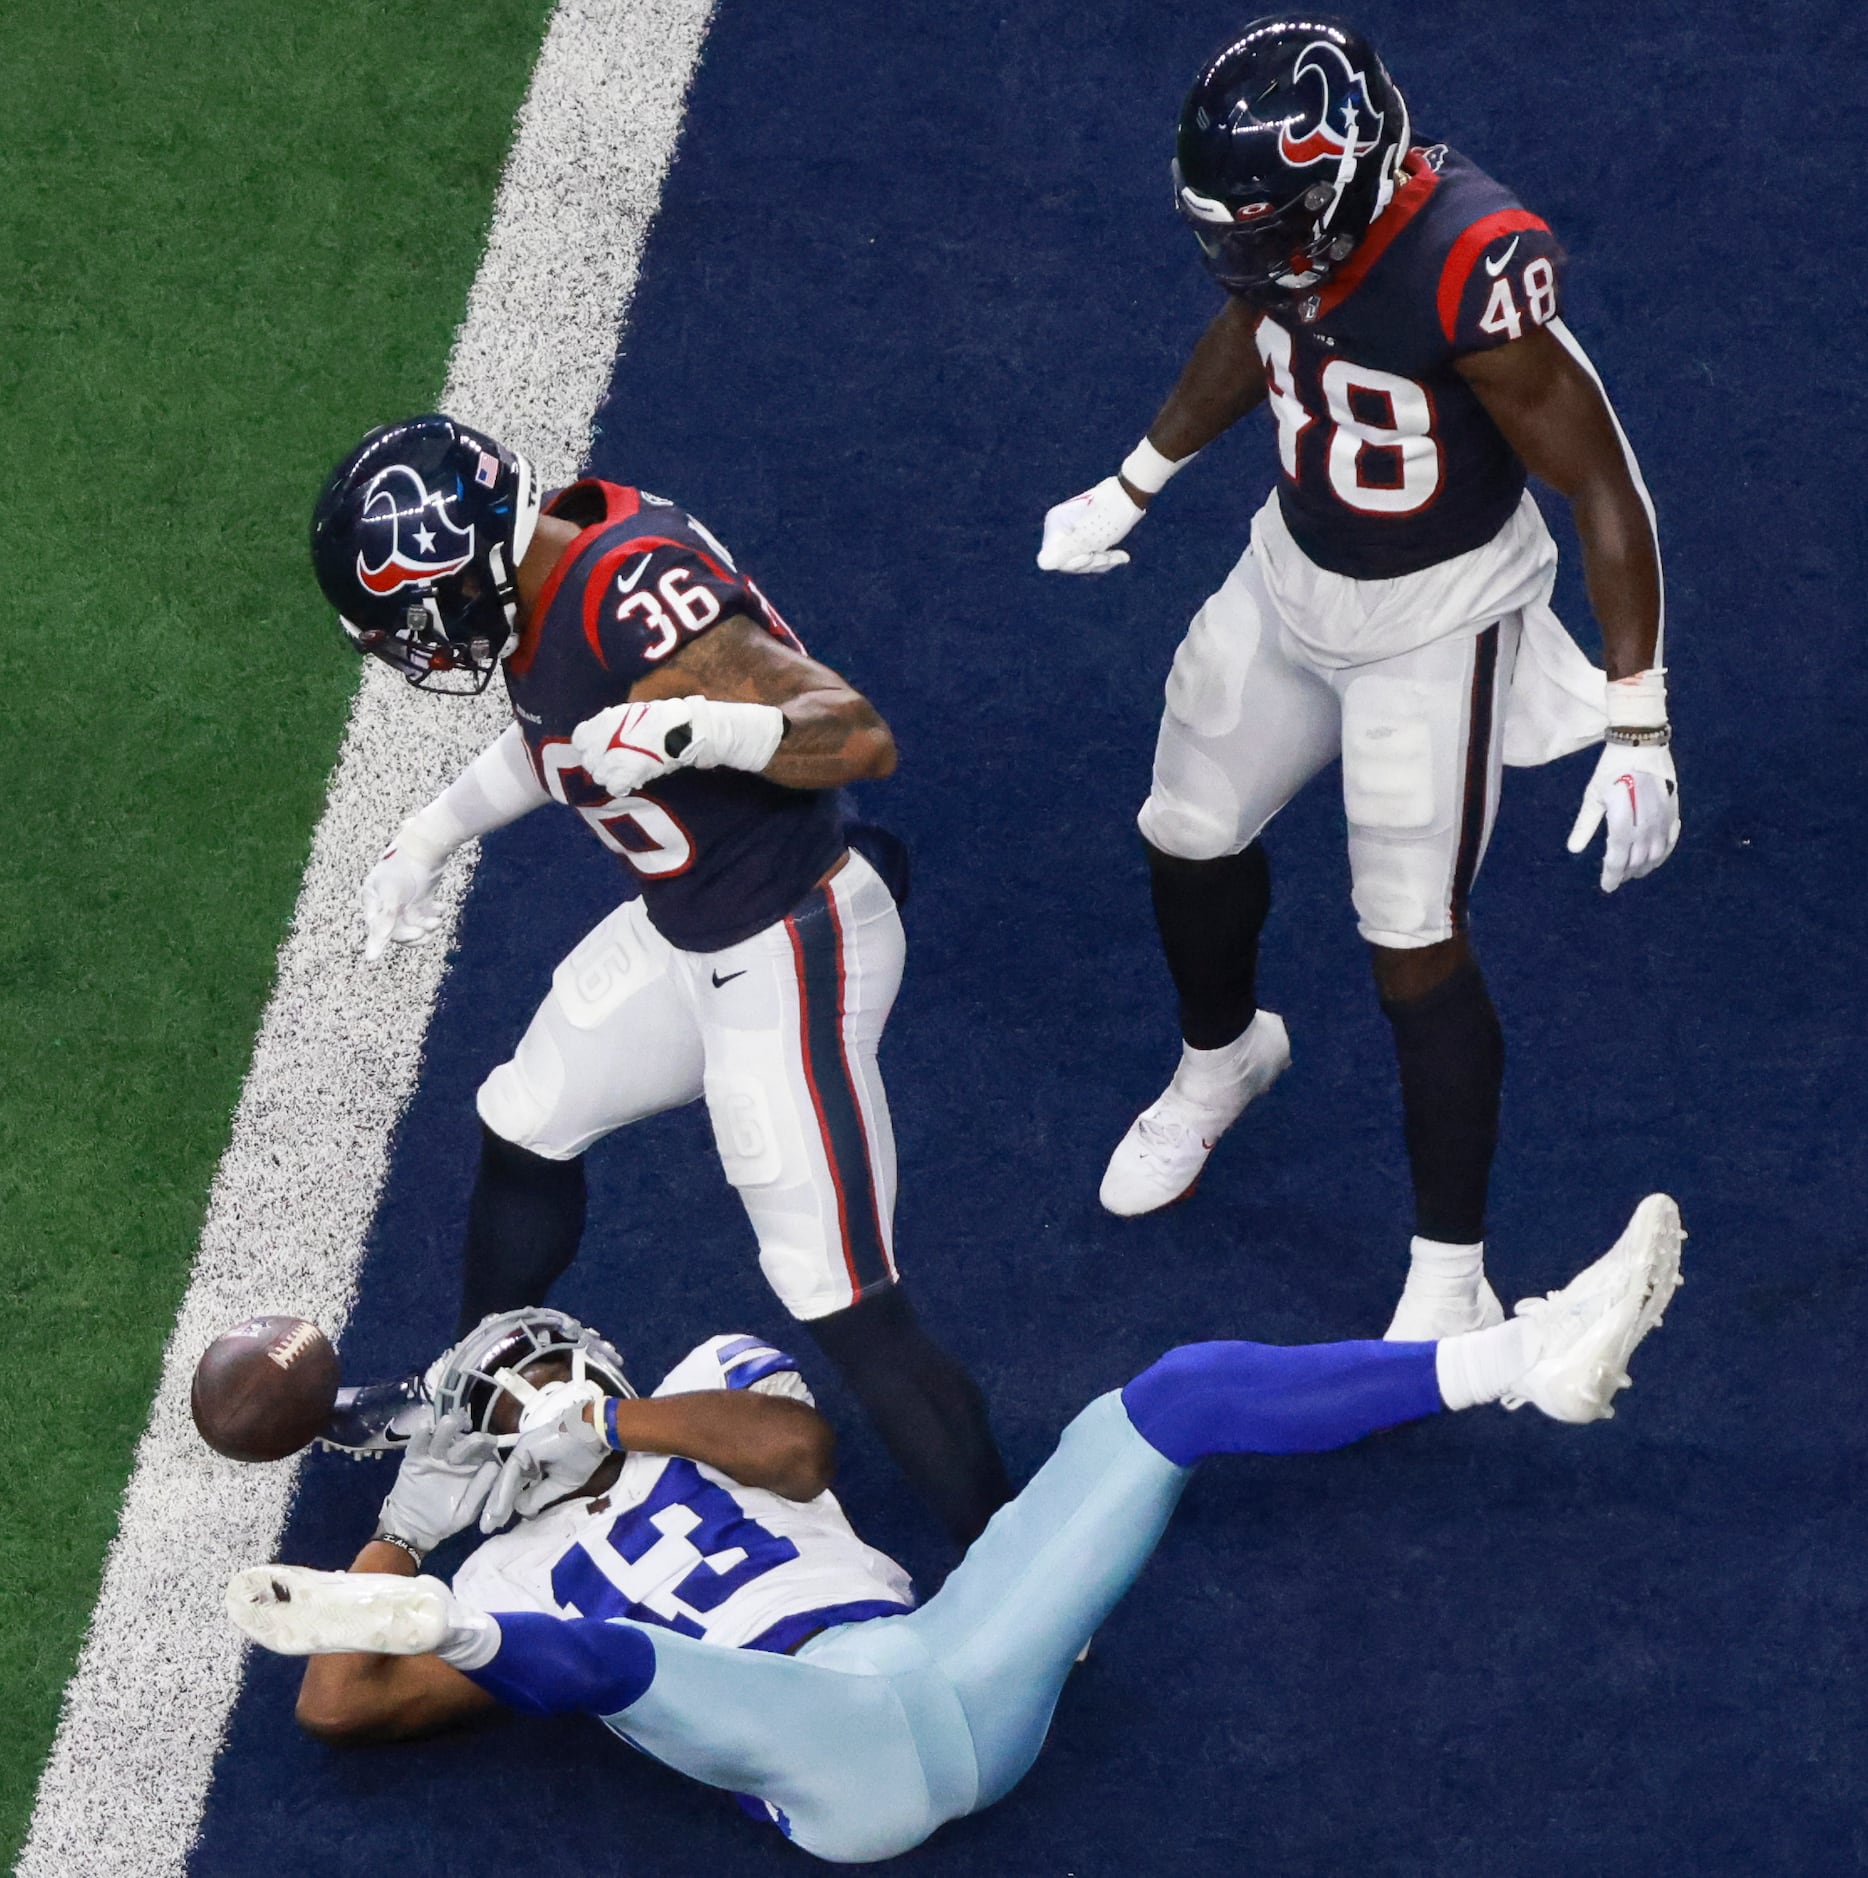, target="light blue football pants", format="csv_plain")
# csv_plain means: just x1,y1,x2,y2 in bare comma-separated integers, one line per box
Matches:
468,1339,1443,1862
